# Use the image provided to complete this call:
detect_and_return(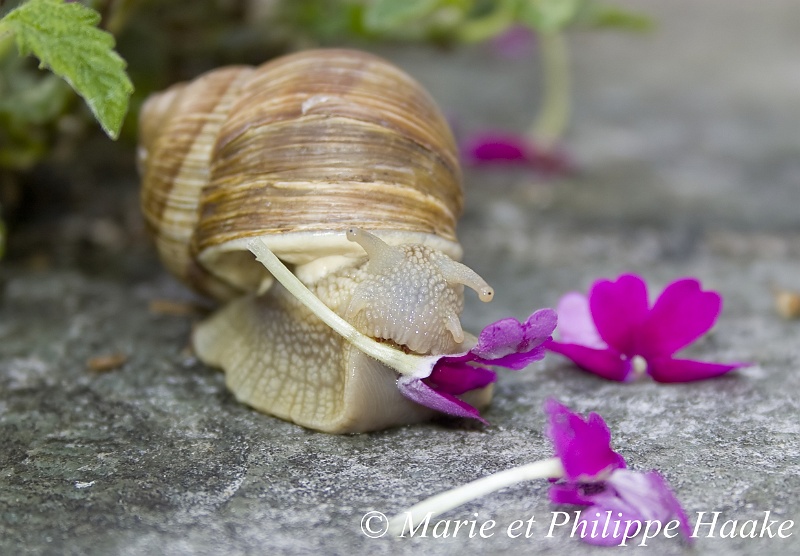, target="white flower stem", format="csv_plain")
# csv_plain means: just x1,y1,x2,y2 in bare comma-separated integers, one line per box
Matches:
388,456,565,536
247,238,438,378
